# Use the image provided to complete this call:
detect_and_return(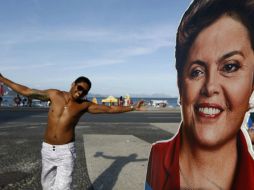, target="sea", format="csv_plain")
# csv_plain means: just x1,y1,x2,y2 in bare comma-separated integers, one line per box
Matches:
1,95,179,108
87,97,179,108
